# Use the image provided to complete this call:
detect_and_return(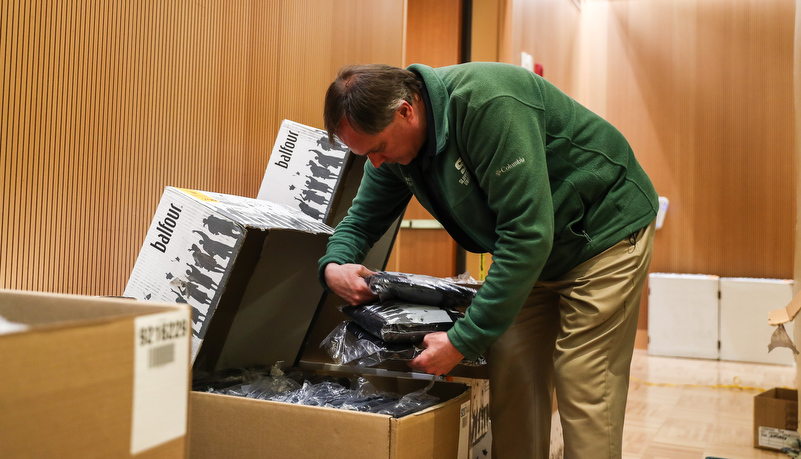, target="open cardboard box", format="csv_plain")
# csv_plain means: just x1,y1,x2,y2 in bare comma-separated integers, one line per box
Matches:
0,289,191,458
125,142,476,458
190,369,470,459
754,387,799,450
